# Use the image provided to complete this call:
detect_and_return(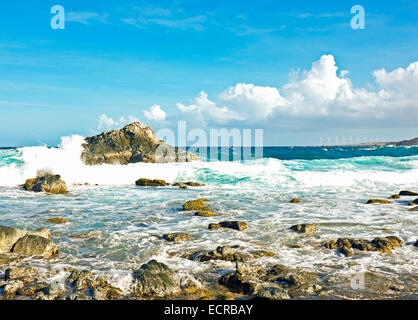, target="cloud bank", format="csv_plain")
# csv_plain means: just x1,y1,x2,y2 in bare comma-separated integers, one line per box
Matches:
177,55,418,128
98,55,418,134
